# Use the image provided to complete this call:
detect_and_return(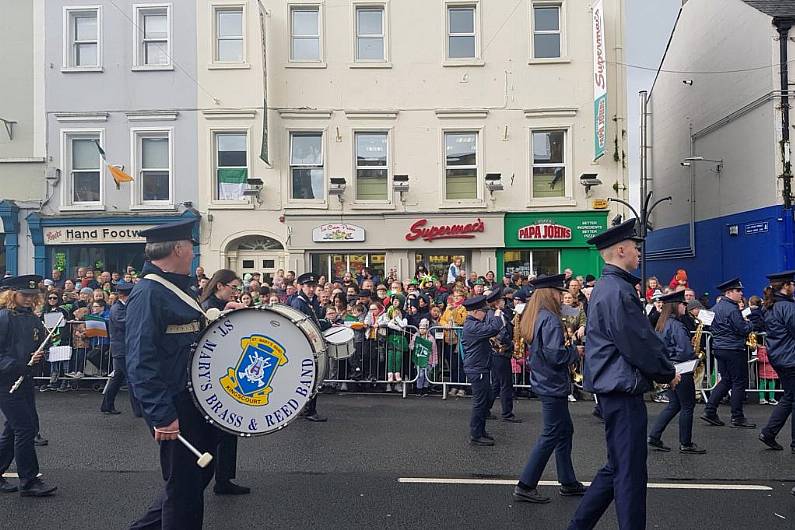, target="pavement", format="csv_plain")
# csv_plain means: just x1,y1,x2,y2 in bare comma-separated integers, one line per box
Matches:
1,391,794,529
